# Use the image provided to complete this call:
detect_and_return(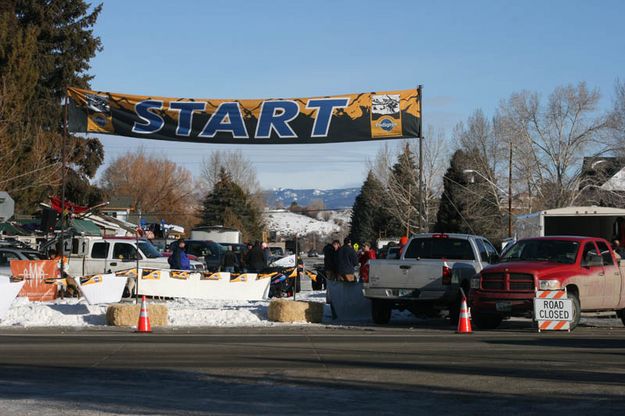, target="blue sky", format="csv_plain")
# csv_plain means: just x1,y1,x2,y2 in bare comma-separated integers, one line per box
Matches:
89,0,625,189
